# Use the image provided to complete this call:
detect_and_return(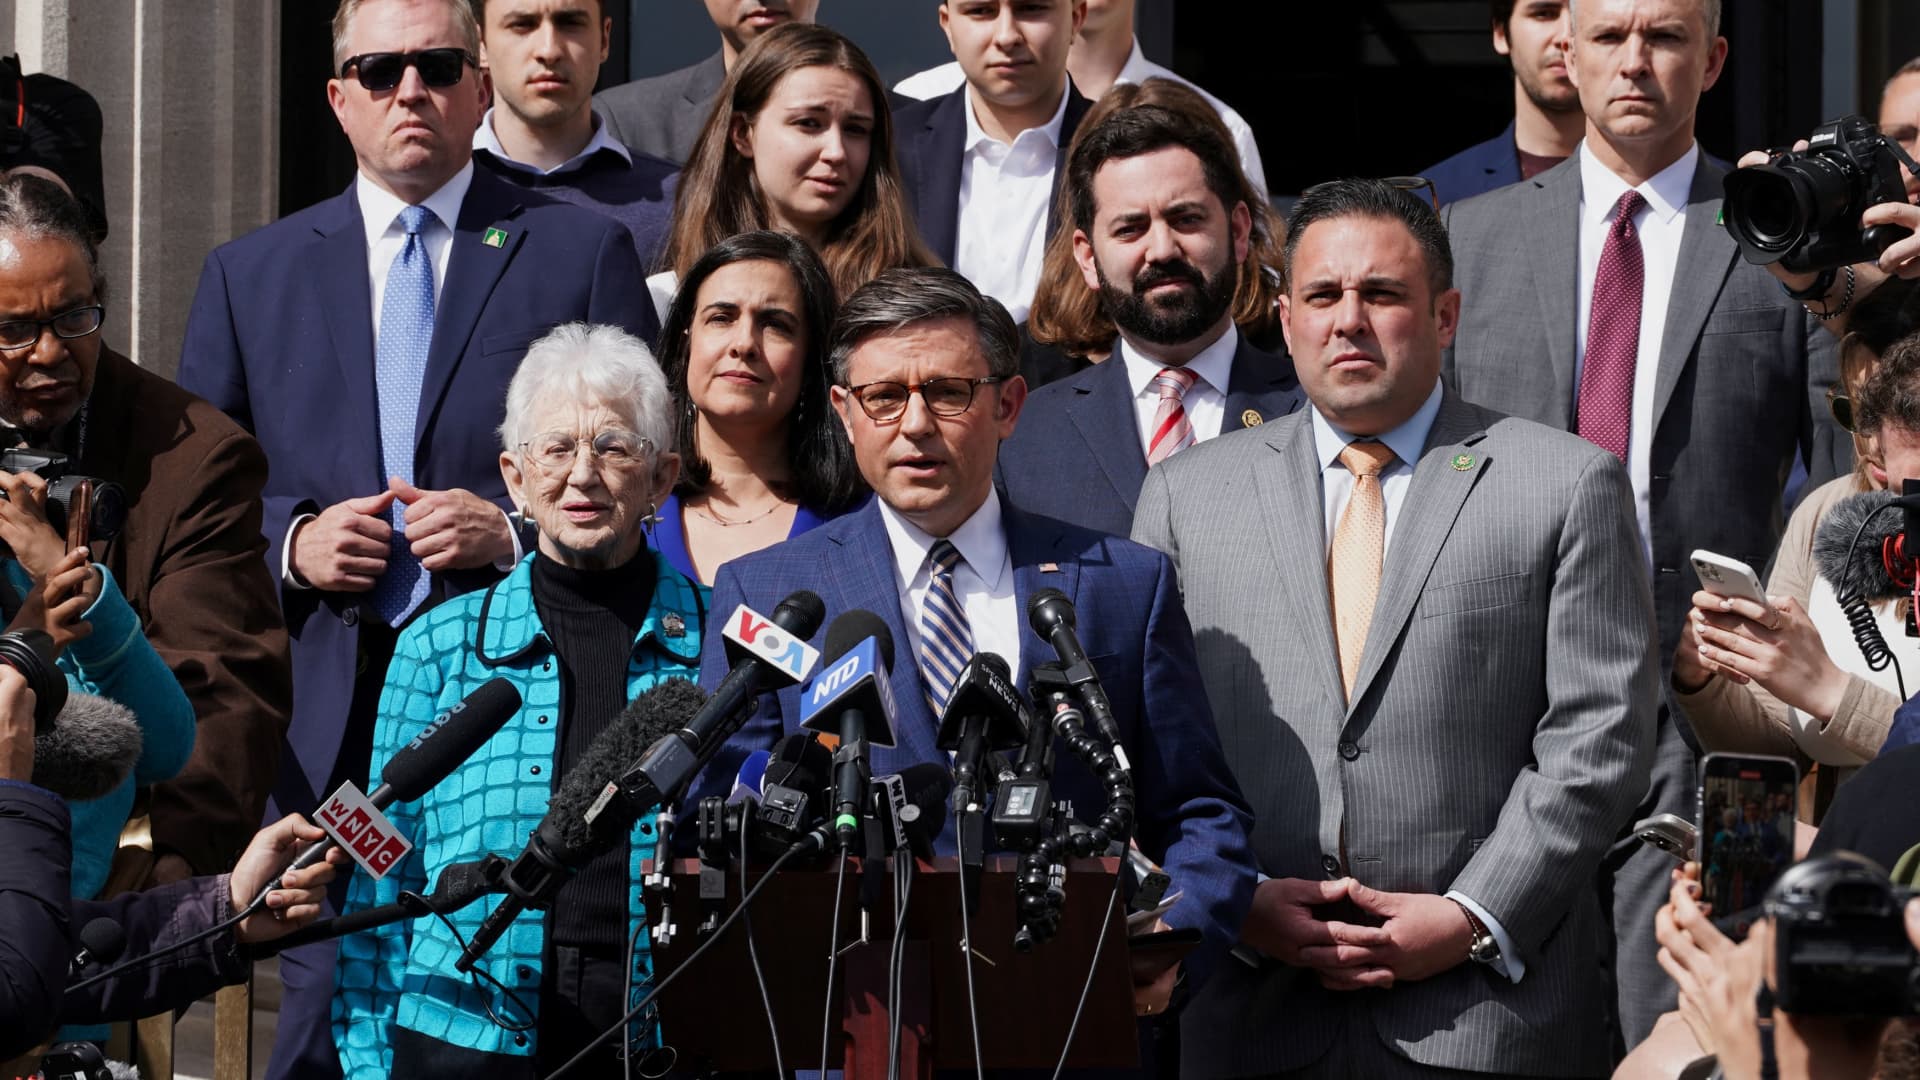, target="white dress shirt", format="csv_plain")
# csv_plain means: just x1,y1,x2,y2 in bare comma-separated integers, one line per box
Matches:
1306,380,1525,982
877,490,1022,686
953,84,1071,325
1574,142,1697,565
892,38,1268,199
473,107,632,176
1119,324,1237,455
